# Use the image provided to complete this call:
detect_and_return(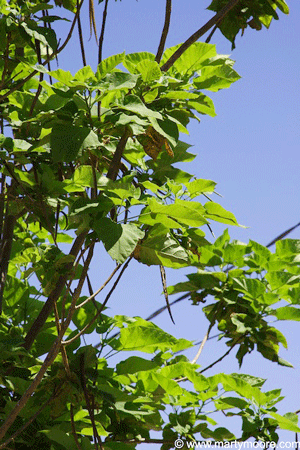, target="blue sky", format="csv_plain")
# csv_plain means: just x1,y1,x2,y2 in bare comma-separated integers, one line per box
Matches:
54,0,300,443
